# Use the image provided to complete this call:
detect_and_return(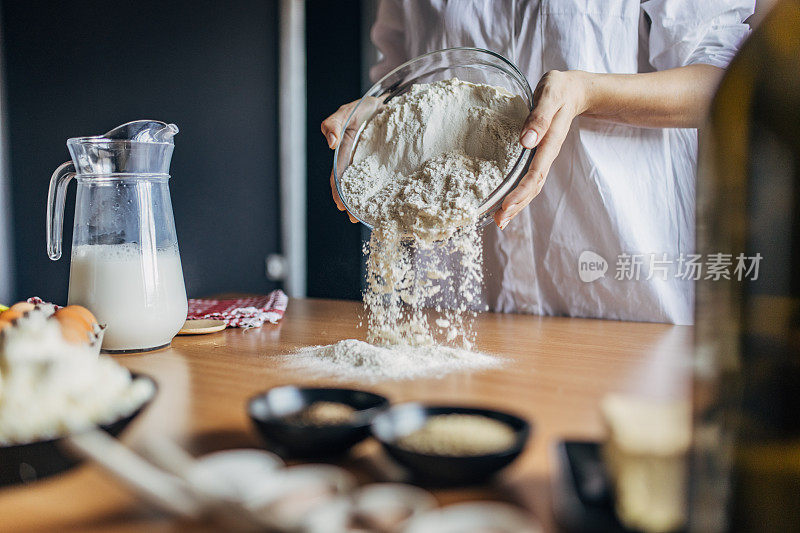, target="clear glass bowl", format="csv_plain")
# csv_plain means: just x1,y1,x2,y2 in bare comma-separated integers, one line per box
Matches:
333,47,535,231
